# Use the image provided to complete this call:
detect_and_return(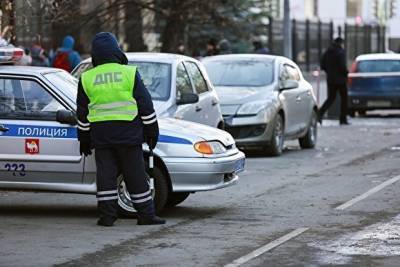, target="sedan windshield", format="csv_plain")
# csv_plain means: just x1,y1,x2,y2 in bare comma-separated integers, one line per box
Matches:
72,61,171,101
204,60,274,87
43,71,78,103
358,60,400,73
